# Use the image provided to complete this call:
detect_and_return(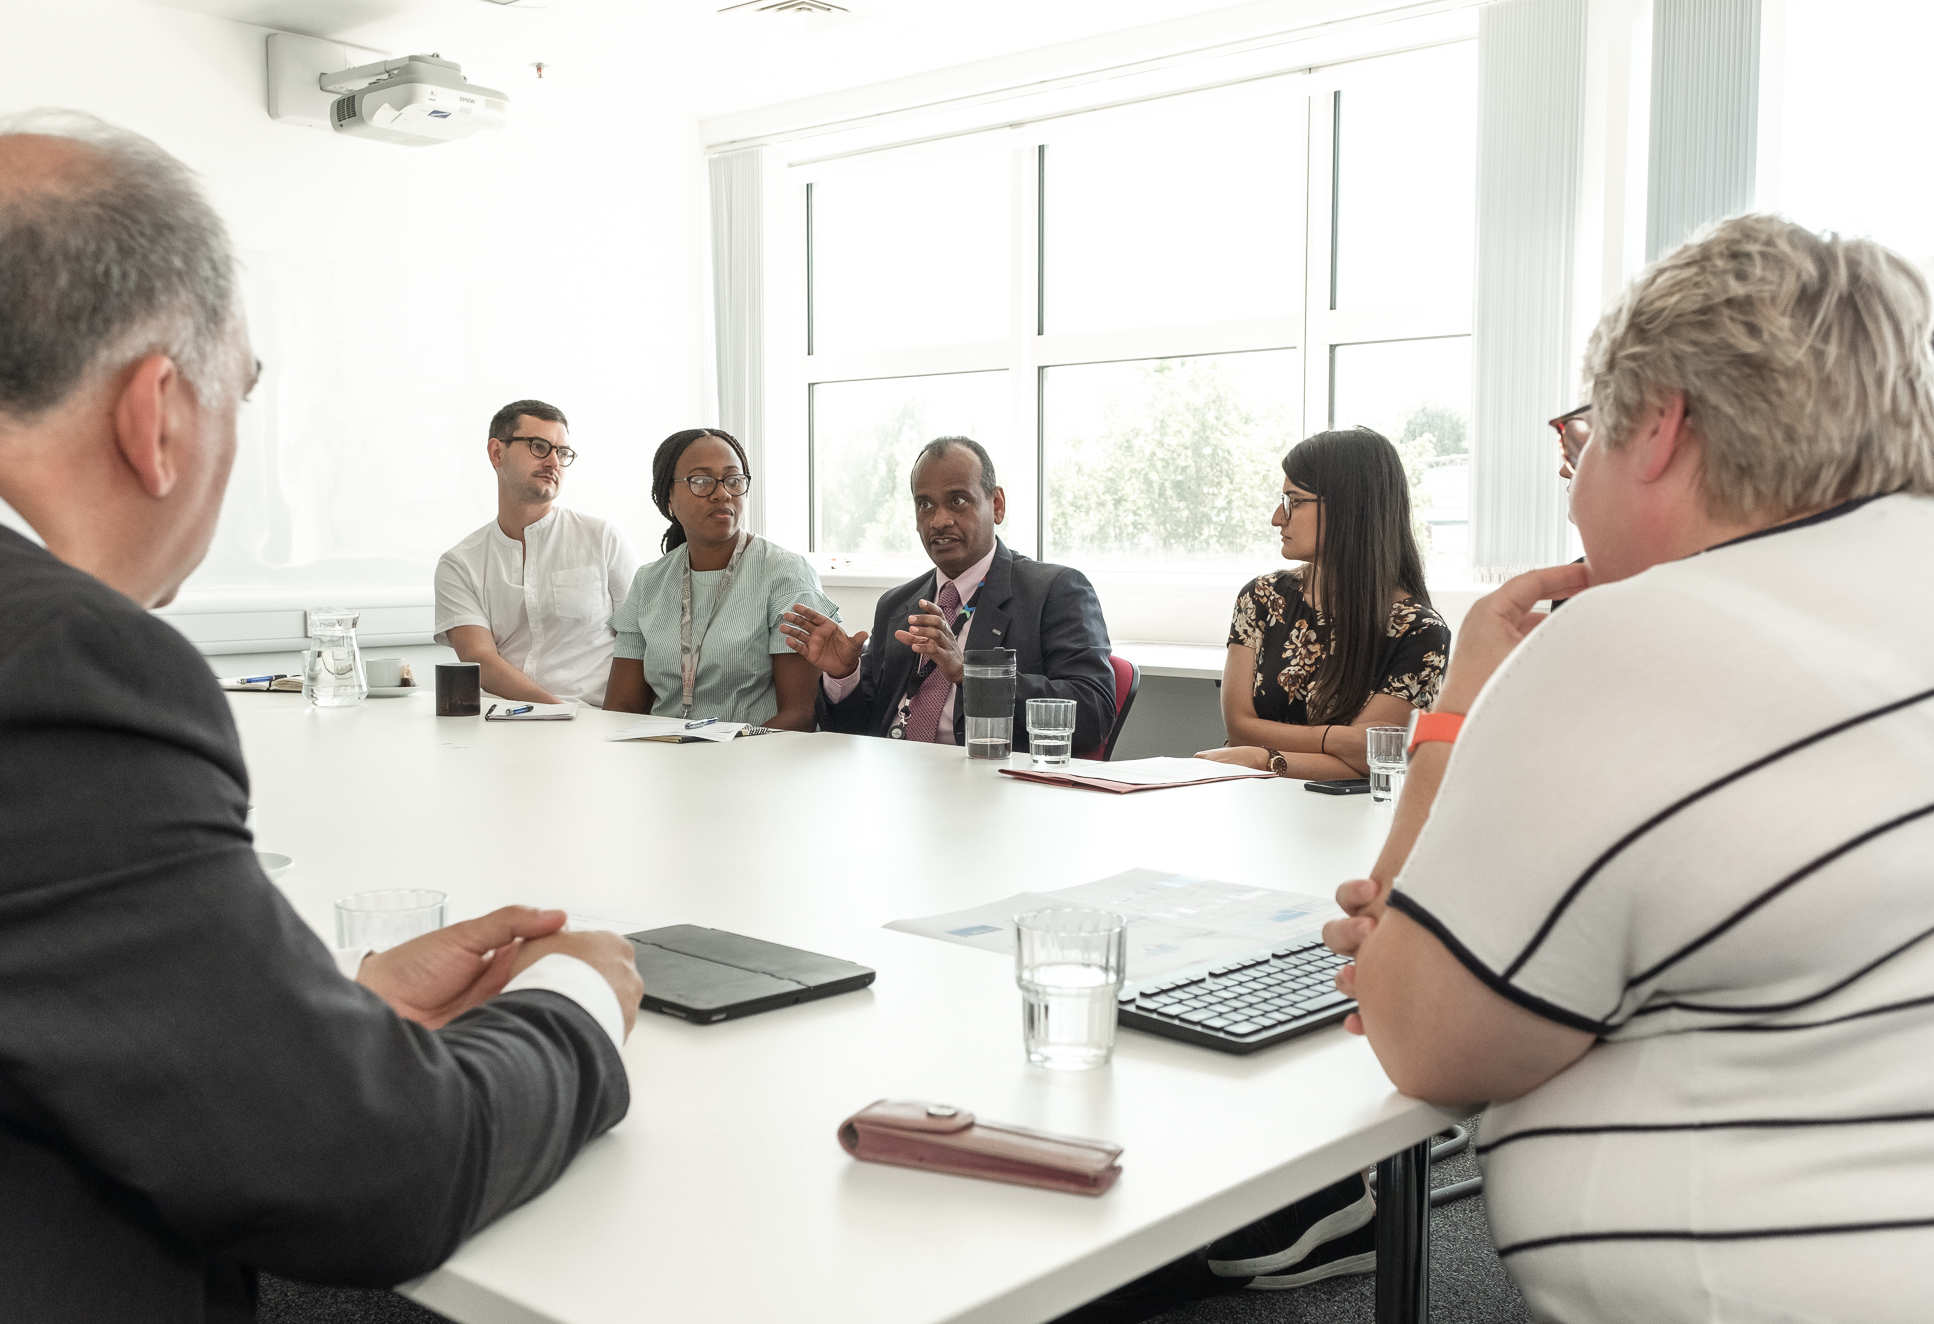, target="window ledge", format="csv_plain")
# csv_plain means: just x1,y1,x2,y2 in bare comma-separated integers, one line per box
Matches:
1113,641,1224,681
